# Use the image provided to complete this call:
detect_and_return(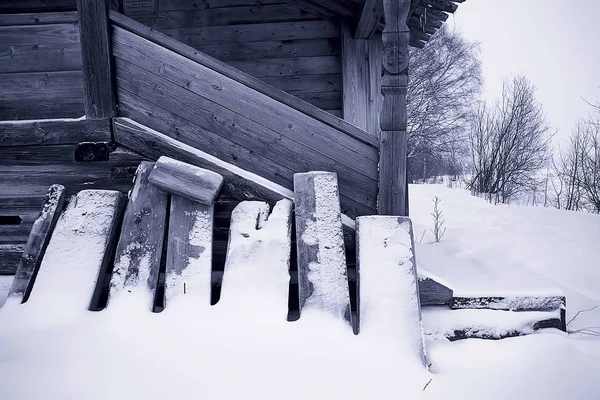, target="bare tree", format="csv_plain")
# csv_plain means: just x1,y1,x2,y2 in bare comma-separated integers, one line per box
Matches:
467,76,552,204
407,26,482,182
